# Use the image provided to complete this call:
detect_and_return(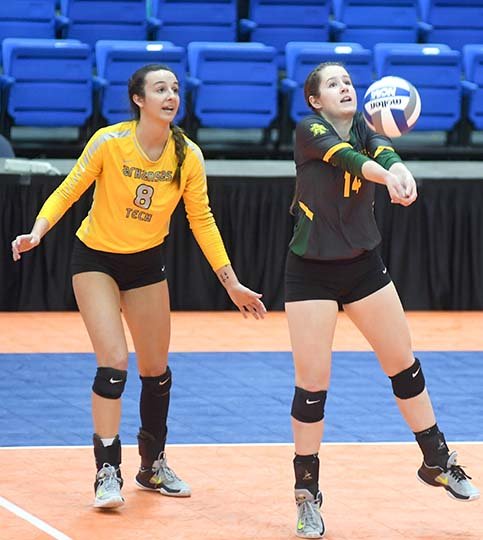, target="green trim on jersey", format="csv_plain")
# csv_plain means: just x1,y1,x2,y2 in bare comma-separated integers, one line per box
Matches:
373,149,402,170
330,147,371,180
